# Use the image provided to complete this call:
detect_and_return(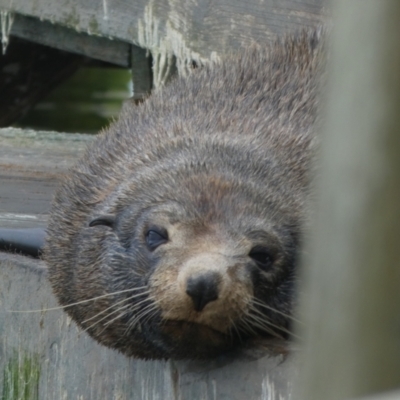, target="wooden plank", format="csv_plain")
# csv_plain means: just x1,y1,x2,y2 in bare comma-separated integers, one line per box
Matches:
10,13,131,67
0,128,93,228
0,128,93,173
296,0,400,399
0,127,299,399
2,15,152,110
0,0,326,80
131,45,153,99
